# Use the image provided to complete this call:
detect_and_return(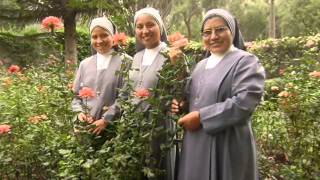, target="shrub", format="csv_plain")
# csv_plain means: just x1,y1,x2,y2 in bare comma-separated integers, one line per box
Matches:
0,30,319,179
253,60,320,179
0,58,76,178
